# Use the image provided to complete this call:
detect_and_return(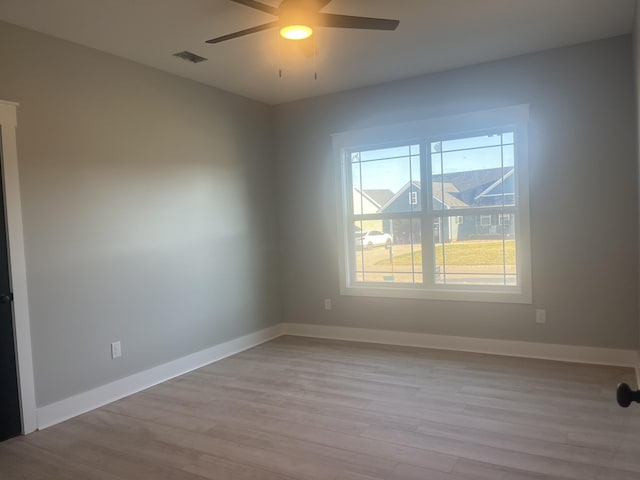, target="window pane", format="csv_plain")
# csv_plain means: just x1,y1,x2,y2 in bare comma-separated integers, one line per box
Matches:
354,218,422,284
351,162,363,215
440,134,503,152
350,145,421,214
502,132,514,144
503,144,515,168
433,215,516,286
431,132,515,210
360,145,413,162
